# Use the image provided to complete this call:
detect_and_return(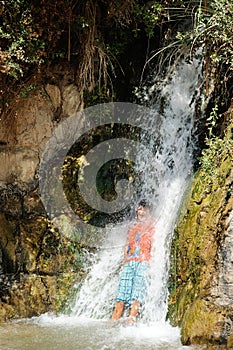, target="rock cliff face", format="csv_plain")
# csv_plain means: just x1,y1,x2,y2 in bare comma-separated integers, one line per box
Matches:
0,71,85,321
168,115,233,349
